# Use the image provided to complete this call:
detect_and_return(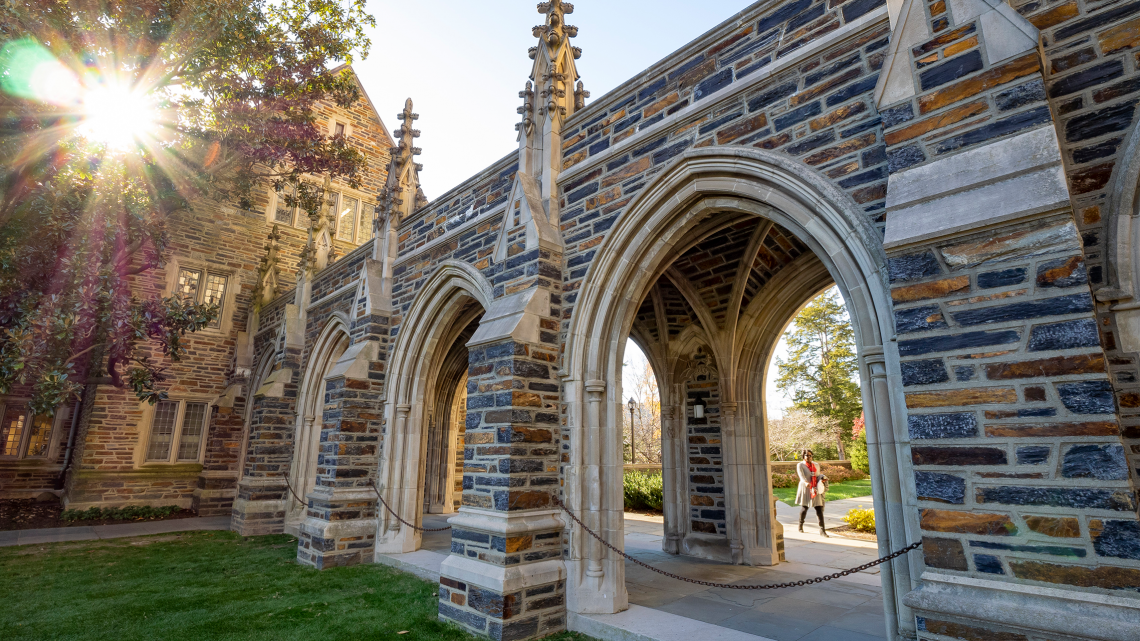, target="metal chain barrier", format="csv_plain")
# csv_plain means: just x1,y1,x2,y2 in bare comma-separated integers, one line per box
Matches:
283,477,307,506
553,496,921,590
371,480,453,532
